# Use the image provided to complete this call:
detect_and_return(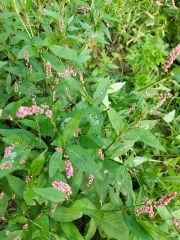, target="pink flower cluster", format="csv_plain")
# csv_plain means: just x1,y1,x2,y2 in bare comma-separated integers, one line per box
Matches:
135,192,177,218
163,44,180,72
16,105,52,119
52,181,72,199
65,160,73,179
154,192,177,208
0,161,13,170
4,142,19,158
135,198,154,218
156,92,173,108
58,68,76,78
